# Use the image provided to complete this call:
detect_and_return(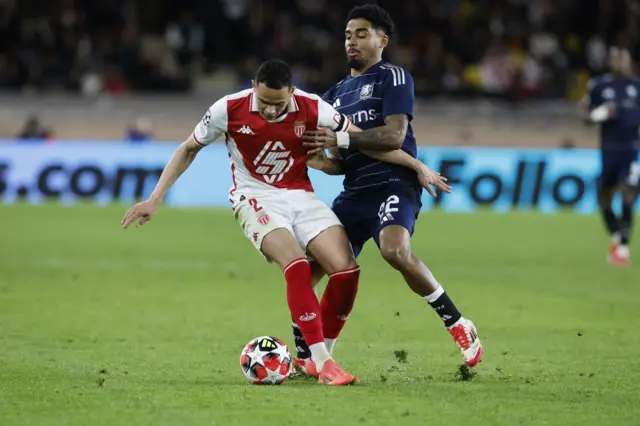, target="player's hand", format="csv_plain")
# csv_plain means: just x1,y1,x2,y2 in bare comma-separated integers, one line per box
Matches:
605,102,618,118
306,149,329,170
417,165,451,198
302,128,337,154
122,199,159,229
